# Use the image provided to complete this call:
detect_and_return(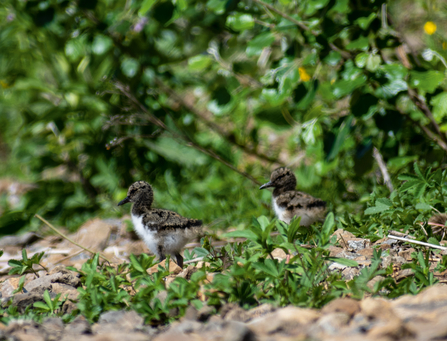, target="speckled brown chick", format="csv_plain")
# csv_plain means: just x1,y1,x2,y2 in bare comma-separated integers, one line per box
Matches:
259,167,327,226
118,181,202,268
